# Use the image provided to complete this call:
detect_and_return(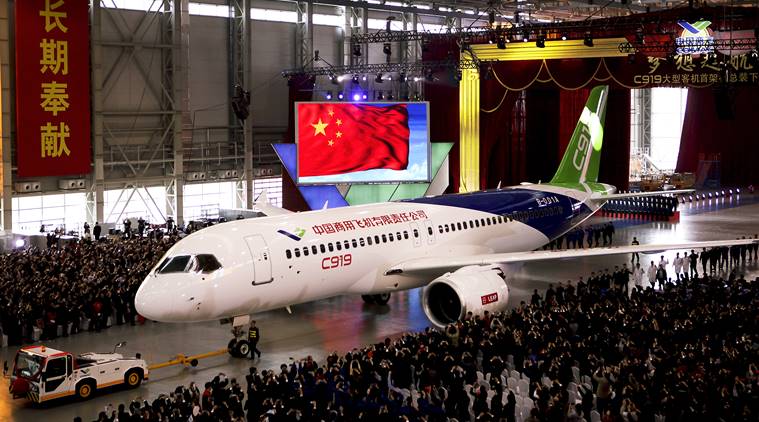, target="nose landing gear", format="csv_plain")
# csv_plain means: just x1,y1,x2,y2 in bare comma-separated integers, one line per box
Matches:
227,326,250,358
361,293,391,305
